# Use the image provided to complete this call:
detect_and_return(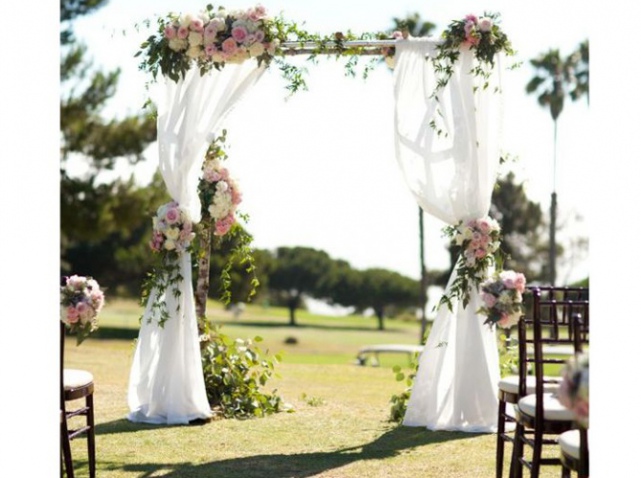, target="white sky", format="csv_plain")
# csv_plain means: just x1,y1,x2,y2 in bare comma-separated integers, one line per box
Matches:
66,0,592,285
